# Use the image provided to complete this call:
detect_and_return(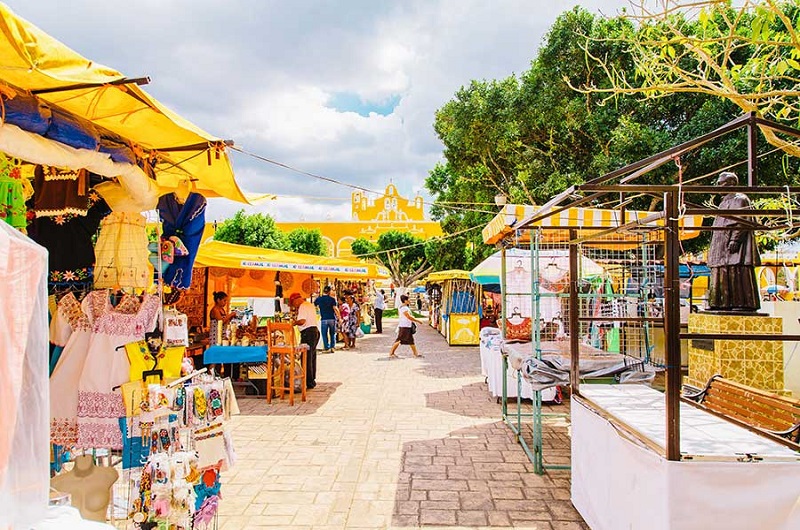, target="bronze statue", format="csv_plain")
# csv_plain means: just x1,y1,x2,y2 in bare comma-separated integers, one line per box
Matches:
706,172,761,312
